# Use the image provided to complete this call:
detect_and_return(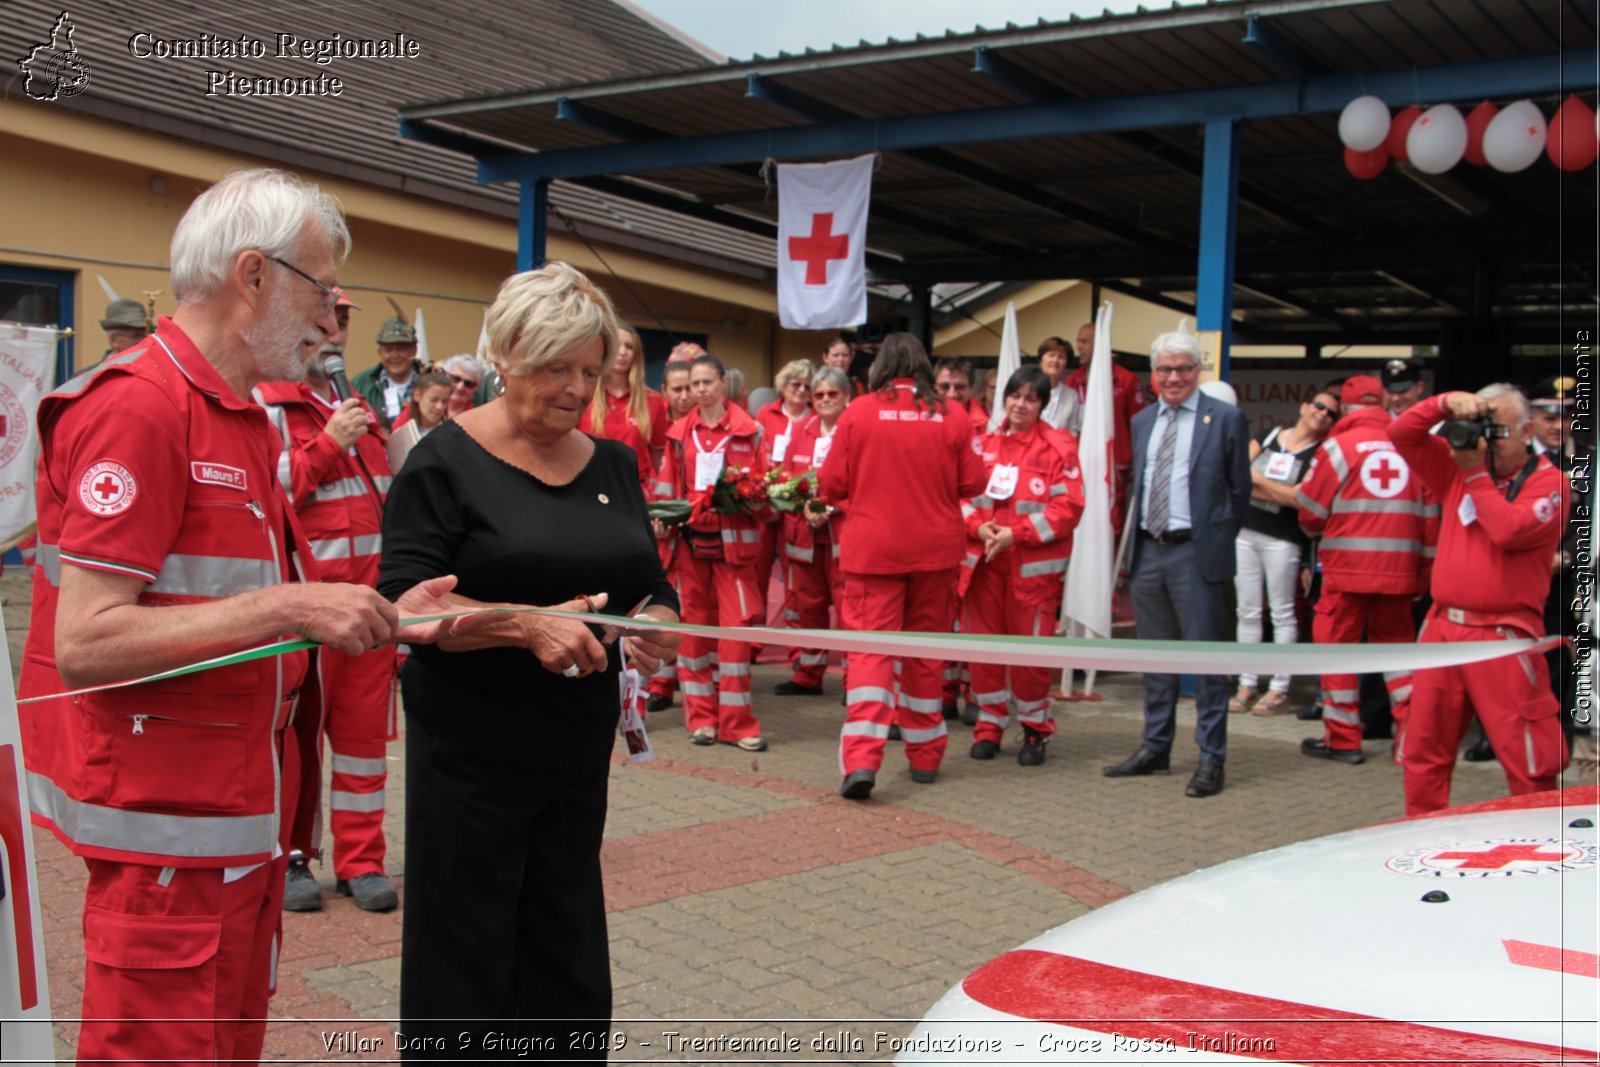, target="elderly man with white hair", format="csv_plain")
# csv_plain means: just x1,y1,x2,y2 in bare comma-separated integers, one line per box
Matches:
17,168,478,1065
1103,330,1251,798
